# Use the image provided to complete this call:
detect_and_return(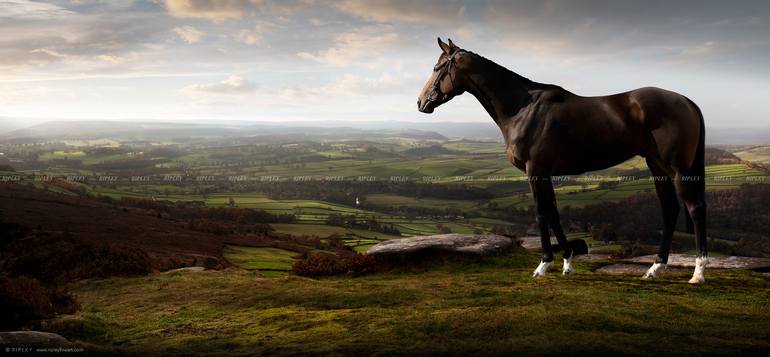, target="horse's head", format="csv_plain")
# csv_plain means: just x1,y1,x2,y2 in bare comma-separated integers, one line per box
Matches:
417,38,467,113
